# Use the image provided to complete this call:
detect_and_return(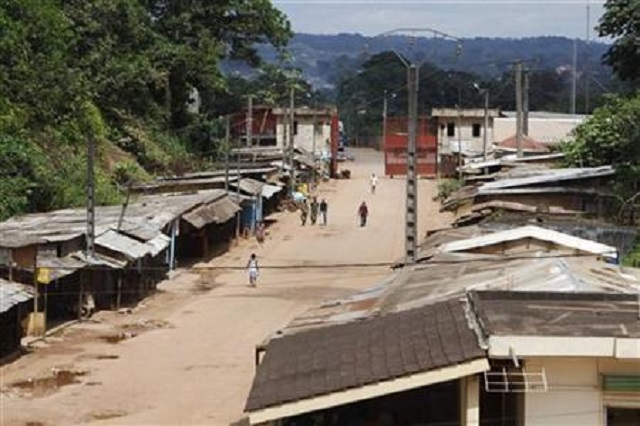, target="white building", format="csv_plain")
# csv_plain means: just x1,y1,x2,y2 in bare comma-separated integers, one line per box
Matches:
272,107,335,156
494,111,588,145
431,108,501,156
